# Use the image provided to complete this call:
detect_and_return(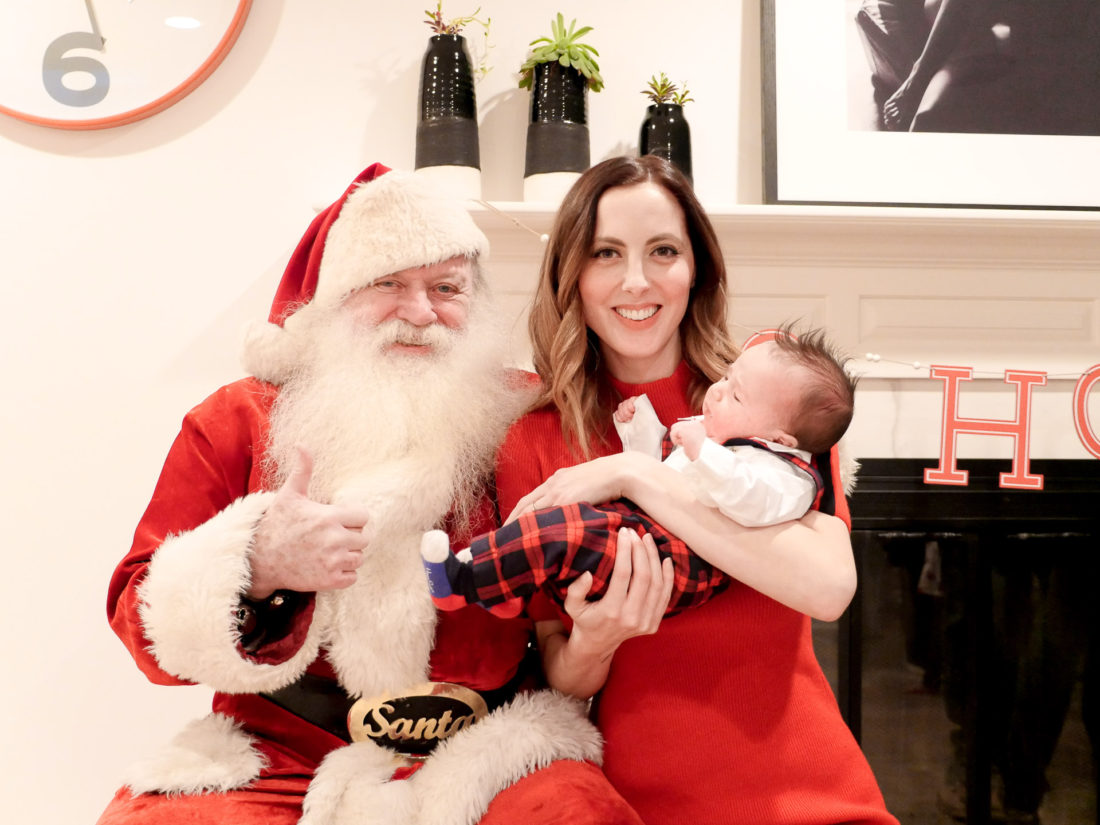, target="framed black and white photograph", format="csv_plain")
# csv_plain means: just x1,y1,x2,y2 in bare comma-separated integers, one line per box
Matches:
762,0,1100,209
